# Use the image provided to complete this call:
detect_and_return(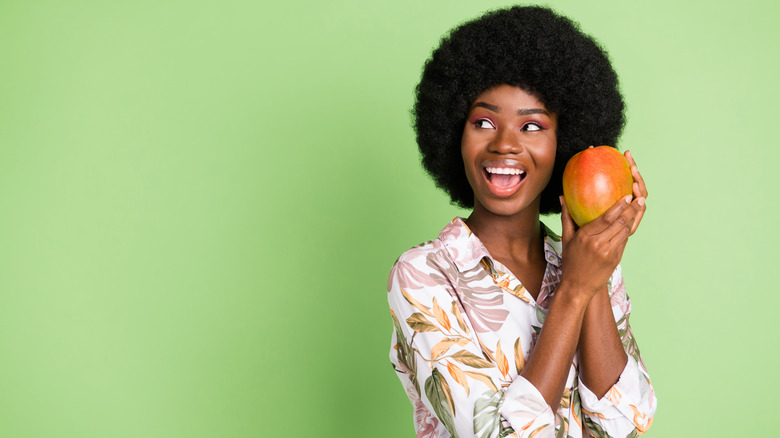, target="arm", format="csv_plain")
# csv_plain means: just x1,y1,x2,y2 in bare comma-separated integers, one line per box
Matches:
572,150,647,394
576,266,657,436
516,194,642,413
577,283,627,399
576,151,657,436
503,195,645,435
